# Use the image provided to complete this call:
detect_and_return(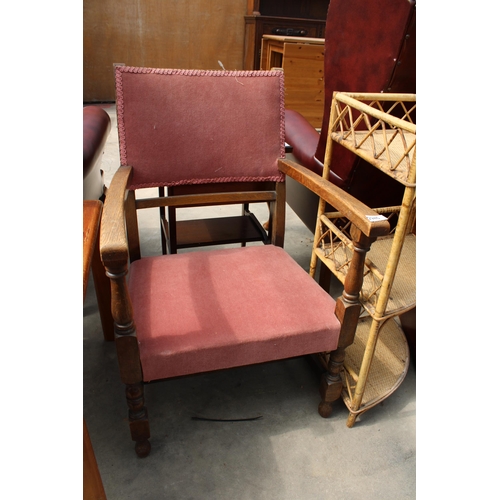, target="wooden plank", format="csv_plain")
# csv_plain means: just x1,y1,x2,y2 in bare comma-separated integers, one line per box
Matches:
282,42,324,127
84,0,248,101
135,191,277,210
263,34,325,45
